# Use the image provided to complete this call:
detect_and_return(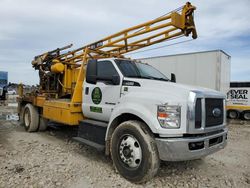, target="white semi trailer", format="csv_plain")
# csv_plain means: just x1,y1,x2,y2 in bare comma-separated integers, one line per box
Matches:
140,50,231,95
